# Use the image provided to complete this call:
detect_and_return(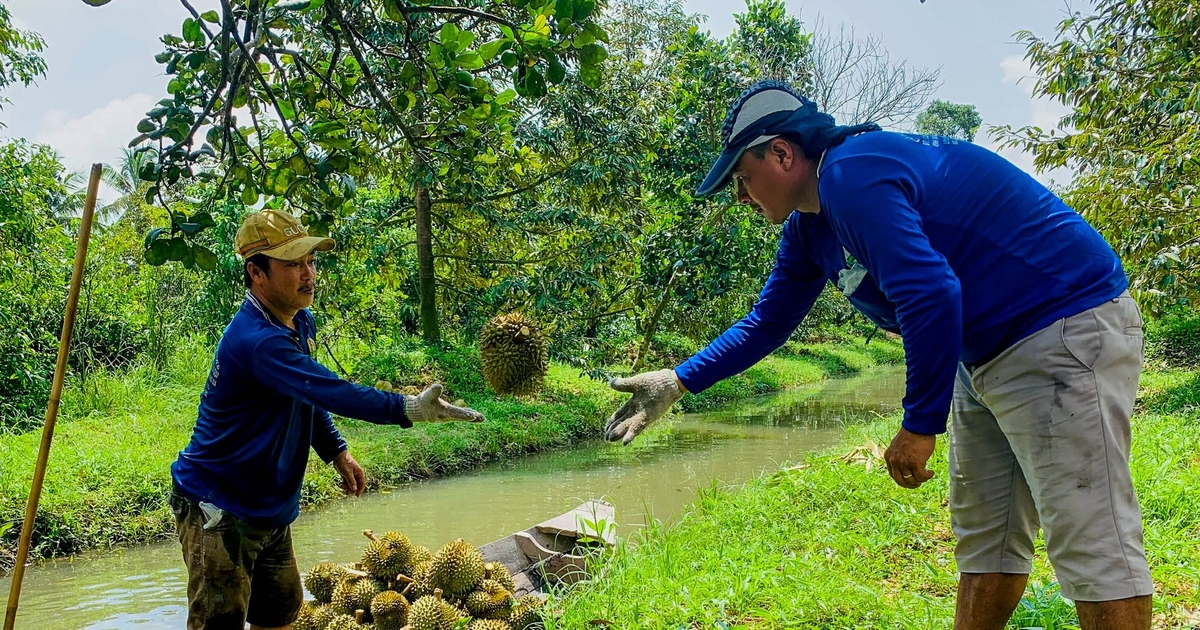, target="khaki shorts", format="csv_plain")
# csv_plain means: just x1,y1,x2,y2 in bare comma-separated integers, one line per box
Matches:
948,293,1153,602
169,486,303,629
